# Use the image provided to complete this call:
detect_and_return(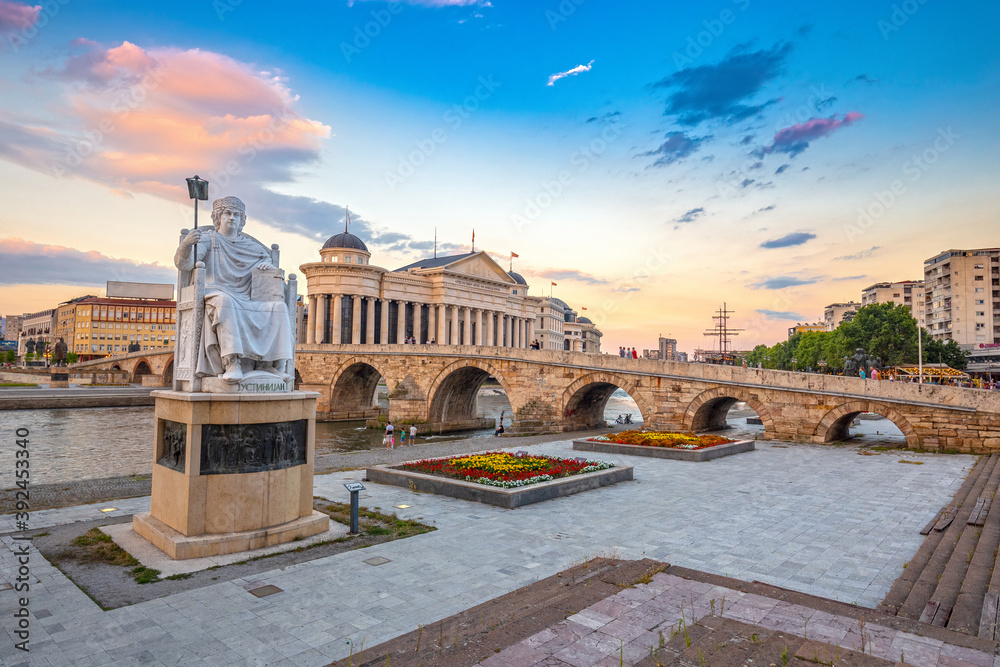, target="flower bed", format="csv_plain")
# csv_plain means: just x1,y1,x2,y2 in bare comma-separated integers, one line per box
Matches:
588,430,735,450
398,452,615,489
574,432,753,462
